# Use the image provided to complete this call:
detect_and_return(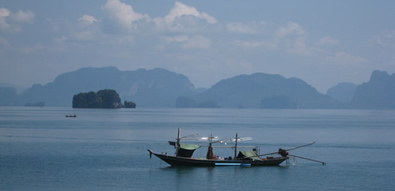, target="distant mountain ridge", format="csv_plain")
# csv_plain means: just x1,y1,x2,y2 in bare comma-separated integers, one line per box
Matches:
17,67,196,107
351,70,395,109
1,67,394,109
326,82,357,103
181,73,341,108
